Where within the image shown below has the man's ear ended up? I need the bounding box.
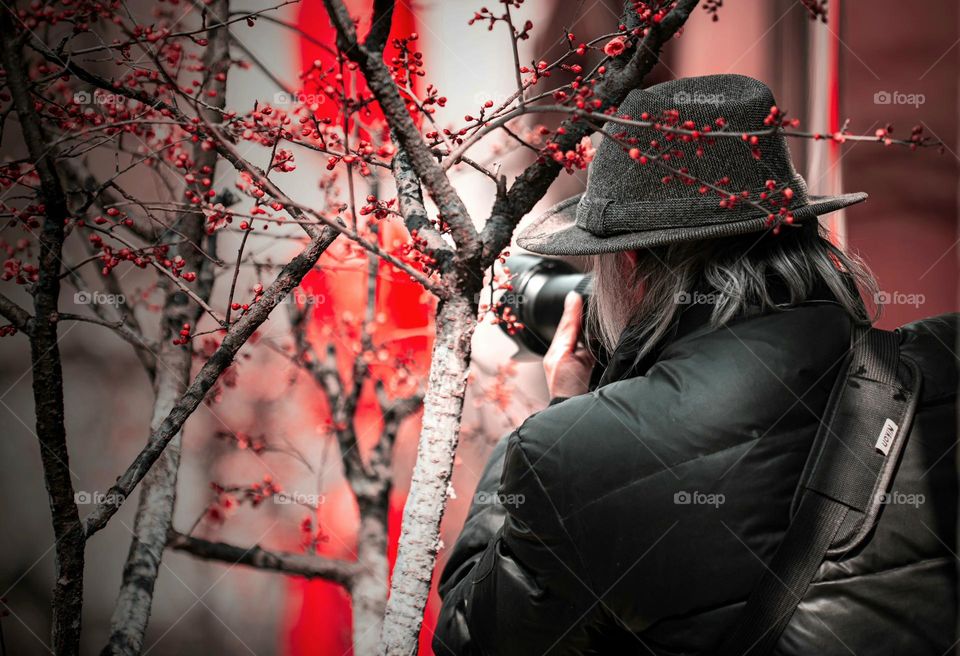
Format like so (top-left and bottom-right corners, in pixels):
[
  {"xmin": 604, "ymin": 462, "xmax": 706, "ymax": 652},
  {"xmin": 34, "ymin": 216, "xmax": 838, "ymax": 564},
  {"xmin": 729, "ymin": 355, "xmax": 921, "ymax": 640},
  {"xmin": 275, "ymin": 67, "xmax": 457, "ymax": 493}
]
[{"xmin": 625, "ymin": 250, "xmax": 640, "ymax": 266}]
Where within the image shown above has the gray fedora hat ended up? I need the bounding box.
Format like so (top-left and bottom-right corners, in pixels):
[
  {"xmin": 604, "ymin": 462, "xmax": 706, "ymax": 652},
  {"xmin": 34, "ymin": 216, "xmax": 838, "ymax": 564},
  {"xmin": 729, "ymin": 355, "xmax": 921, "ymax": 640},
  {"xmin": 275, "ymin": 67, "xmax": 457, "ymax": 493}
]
[{"xmin": 516, "ymin": 74, "xmax": 867, "ymax": 256}]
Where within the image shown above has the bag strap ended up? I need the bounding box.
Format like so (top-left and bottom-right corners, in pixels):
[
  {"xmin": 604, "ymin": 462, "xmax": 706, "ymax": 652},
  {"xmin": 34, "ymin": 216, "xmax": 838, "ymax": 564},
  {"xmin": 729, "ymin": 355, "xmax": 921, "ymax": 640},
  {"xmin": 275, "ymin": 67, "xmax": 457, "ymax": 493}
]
[{"xmin": 717, "ymin": 325, "xmax": 922, "ymax": 656}]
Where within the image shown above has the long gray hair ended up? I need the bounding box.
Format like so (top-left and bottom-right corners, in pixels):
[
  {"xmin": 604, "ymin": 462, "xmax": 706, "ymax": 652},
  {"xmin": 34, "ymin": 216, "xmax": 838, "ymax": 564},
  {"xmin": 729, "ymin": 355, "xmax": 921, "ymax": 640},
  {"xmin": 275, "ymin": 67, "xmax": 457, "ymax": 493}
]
[{"xmin": 587, "ymin": 220, "xmax": 878, "ymax": 359}]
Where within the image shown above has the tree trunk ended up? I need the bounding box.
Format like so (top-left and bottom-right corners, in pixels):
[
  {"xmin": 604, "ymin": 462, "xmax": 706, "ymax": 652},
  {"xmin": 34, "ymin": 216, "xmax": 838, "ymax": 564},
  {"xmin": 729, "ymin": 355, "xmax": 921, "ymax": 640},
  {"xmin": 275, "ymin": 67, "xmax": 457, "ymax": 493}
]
[
  {"xmin": 352, "ymin": 495, "xmax": 389, "ymax": 656},
  {"xmin": 31, "ymin": 313, "xmax": 85, "ymax": 656},
  {"xmin": 100, "ymin": 311, "xmax": 192, "ymax": 656},
  {"xmin": 102, "ymin": 2, "xmax": 229, "ymax": 652},
  {"xmin": 31, "ymin": 298, "xmax": 85, "ymax": 656},
  {"xmin": 379, "ymin": 294, "xmax": 476, "ymax": 654},
  {"xmin": 0, "ymin": 11, "xmax": 85, "ymax": 654}
]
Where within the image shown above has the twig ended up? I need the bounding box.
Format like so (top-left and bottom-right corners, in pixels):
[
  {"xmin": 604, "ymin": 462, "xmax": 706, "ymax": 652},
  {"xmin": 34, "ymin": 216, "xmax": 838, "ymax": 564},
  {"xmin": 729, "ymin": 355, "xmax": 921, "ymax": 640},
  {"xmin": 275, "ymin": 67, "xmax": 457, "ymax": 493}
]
[
  {"xmin": 167, "ymin": 531, "xmax": 361, "ymax": 587},
  {"xmin": 0, "ymin": 292, "xmax": 33, "ymax": 333},
  {"xmin": 82, "ymin": 226, "xmax": 339, "ymax": 538}
]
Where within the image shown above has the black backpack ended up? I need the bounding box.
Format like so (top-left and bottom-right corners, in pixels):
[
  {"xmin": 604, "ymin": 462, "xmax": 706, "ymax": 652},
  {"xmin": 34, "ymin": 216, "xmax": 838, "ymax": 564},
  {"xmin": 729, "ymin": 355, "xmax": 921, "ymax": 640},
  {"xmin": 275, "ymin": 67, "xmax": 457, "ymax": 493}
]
[{"xmin": 718, "ymin": 321, "xmax": 927, "ymax": 655}]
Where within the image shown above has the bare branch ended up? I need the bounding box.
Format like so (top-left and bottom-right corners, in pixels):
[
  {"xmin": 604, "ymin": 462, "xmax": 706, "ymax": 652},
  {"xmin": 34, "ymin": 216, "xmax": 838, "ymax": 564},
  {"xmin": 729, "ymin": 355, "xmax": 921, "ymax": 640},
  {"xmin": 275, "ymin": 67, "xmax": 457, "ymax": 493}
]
[
  {"xmin": 375, "ymin": 382, "xmax": 422, "ymax": 453},
  {"xmin": 200, "ymin": 120, "xmax": 446, "ymax": 297},
  {"xmin": 503, "ymin": 2, "xmax": 526, "ymax": 108},
  {"xmin": 82, "ymin": 226, "xmax": 339, "ymax": 537},
  {"xmin": 56, "ymin": 313, "xmax": 157, "ymax": 355},
  {"xmin": 0, "ymin": 292, "xmax": 33, "ymax": 333},
  {"xmin": 167, "ymin": 531, "xmax": 360, "ymax": 587},
  {"xmin": 391, "ymin": 144, "xmax": 452, "ymax": 271},
  {"xmin": 322, "ymin": 0, "xmax": 479, "ymax": 255},
  {"xmin": 60, "ymin": 263, "xmax": 157, "ymax": 379},
  {"xmin": 365, "ymin": 0, "xmax": 395, "ymax": 54}
]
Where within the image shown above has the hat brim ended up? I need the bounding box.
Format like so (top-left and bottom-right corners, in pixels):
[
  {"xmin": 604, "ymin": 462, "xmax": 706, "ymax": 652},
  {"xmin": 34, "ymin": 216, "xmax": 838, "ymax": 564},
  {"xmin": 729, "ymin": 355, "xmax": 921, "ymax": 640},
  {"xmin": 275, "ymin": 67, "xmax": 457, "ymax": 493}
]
[{"xmin": 515, "ymin": 191, "xmax": 868, "ymax": 256}]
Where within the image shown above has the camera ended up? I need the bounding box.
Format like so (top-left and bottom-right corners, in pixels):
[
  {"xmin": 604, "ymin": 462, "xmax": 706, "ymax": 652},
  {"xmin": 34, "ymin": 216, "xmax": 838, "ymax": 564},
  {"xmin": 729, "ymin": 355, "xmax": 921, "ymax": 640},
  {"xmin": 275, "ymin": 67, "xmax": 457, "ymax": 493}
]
[{"xmin": 494, "ymin": 255, "xmax": 592, "ymax": 356}]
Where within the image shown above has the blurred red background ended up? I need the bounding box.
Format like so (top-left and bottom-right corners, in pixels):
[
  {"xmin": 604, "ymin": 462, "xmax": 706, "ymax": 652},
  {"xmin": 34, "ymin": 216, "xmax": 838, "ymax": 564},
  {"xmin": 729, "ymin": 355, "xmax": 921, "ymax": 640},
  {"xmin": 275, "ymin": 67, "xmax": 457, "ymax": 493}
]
[{"xmin": 284, "ymin": 2, "xmax": 439, "ymax": 655}]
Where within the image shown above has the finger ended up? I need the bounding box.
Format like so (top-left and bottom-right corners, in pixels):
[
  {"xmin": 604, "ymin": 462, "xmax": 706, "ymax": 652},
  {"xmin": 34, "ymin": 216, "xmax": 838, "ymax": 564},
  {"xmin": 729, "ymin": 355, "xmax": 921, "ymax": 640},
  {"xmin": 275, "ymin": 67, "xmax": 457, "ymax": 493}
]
[
  {"xmin": 549, "ymin": 292, "xmax": 583, "ymax": 355},
  {"xmin": 573, "ymin": 343, "xmax": 596, "ymax": 364}
]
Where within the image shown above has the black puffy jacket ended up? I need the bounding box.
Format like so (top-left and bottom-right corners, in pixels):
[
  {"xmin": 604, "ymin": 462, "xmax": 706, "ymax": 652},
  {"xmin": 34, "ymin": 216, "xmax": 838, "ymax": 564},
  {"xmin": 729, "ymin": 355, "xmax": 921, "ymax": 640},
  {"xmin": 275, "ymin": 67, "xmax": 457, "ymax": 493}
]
[{"xmin": 435, "ymin": 302, "xmax": 958, "ymax": 655}]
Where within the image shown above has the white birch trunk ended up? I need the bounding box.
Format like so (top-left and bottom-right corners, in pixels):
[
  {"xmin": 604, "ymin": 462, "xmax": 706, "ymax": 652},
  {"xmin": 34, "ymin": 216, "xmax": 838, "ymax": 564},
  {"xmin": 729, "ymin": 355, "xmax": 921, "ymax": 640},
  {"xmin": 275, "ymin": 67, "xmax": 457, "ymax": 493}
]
[
  {"xmin": 352, "ymin": 502, "xmax": 389, "ymax": 656},
  {"xmin": 379, "ymin": 295, "xmax": 476, "ymax": 654}
]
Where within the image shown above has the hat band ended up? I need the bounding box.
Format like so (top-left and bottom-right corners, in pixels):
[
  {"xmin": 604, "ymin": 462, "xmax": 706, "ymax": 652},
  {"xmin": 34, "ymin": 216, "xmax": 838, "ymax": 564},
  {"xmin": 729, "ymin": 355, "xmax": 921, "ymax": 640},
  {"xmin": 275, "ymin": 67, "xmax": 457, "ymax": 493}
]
[{"xmin": 576, "ymin": 175, "xmax": 810, "ymax": 235}]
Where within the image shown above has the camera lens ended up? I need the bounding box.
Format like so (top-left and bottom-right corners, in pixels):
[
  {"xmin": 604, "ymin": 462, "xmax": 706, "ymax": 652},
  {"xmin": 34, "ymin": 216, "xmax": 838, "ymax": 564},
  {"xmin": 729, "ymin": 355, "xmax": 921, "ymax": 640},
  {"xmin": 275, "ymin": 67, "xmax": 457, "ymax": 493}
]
[{"xmin": 495, "ymin": 255, "xmax": 592, "ymax": 356}]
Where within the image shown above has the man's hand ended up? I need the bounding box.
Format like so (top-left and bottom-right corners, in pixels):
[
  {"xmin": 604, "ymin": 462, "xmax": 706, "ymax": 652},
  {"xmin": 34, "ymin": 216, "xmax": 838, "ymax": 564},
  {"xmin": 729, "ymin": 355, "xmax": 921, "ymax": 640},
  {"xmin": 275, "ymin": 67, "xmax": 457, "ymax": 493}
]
[{"xmin": 543, "ymin": 292, "xmax": 595, "ymax": 399}]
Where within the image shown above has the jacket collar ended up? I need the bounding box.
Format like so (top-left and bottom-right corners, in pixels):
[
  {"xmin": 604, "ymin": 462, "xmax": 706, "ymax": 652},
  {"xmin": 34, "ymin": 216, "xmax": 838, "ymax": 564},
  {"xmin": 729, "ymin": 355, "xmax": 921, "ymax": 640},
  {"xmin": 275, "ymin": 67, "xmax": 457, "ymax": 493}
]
[
  {"xmin": 594, "ymin": 278, "xmax": 843, "ymax": 388},
  {"xmin": 595, "ymin": 297, "xmax": 714, "ymax": 387}
]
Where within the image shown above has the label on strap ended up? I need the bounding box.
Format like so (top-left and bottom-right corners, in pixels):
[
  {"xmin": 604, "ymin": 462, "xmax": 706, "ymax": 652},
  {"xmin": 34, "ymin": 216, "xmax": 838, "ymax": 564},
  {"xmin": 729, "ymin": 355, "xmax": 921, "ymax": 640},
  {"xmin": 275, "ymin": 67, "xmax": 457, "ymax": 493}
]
[{"xmin": 874, "ymin": 418, "xmax": 899, "ymax": 456}]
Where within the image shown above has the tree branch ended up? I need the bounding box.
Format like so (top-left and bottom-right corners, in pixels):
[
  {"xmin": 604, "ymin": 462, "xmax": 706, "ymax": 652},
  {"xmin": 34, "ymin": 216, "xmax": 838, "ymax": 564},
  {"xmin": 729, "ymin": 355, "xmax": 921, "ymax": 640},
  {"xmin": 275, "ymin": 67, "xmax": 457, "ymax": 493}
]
[
  {"xmin": 392, "ymin": 143, "xmax": 453, "ymax": 272},
  {"xmin": 167, "ymin": 531, "xmax": 360, "ymax": 587},
  {"xmin": 479, "ymin": 0, "xmax": 700, "ymax": 265},
  {"xmin": 365, "ymin": 0, "xmax": 395, "ymax": 54},
  {"xmin": 60, "ymin": 263, "xmax": 157, "ymax": 379},
  {"xmin": 199, "ymin": 120, "xmax": 446, "ymax": 297},
  {"xmin": 82, "ymin": 226, "xmax": 339, "ymax": 537},
  {"xmin": 322, "ymin": 0, "xmax": 479, "ymax": 257},
  {"xmin": 56, "ymin": 313, "xmax": 156, "ymax": 356},
  {"xmin": 0, "ymin": 292, "xmax": 33, "ymax": 333}
]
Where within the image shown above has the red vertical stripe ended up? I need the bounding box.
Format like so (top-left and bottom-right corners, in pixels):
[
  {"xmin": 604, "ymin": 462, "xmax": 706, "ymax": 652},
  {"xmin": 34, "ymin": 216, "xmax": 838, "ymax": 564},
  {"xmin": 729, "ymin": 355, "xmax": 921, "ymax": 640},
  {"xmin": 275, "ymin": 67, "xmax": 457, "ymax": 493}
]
[{"xmin": 283, "ymin": 3, "xmax": 434, "ymax": 654}]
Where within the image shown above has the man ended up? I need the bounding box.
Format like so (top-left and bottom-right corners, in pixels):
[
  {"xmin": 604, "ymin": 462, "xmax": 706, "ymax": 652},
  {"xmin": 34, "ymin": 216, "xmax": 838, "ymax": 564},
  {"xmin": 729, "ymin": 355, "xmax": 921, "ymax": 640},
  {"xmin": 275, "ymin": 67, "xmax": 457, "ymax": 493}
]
[{"xmin": 433, "ymin": 75, "xmax": 958, "ymax": 655}]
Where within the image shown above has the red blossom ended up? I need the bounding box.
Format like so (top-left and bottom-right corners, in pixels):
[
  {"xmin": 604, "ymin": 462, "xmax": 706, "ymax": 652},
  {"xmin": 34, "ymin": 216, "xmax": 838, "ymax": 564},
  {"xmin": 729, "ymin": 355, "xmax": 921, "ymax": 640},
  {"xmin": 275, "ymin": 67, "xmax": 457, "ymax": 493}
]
[{"xmin": 603, "ymin": 36, "xmax": 628, "ymax": 57}]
